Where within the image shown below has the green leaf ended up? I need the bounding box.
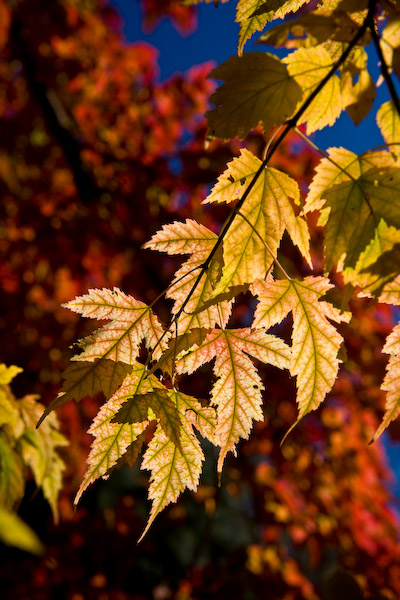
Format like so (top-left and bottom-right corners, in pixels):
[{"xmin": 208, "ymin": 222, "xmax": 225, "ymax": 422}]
[
  {"xmin": 203, "ymin": 148, "xmax": 311, "ymax": 296},
  {"xmin": 19, "ymin": 397, "xmax": 68, "ymax": 522},
  {"xmin": 206, "ymin": 52, "xmax": 302, "ymax": 140},
  {"xmin": 253, "ymin": 276, "xmax": 350, "ymax": 432},
  {"xmin": 284, "ymin": 45, "xmax": 342, "ymax": 134},
  {"xmin": 0, "ymin": 434, "xmax": 24, "ymax": 511},
  {"xmin": 139, "ymin": 390, "xmax": 215, "ymax": 540},
  {"xmin": 176, "ymin": 327, "xmax": 290, "ymax": 470},
  {"xmin": 305, "ymin": 148, "xmax": 400, "ymax": 273},
  {"xmin": 0, "ymin": 507, "xmax": 44, "ymax": 555}
]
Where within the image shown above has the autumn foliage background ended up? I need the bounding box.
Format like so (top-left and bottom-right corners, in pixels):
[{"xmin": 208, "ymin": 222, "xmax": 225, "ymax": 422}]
[{"xmin": 1, "ymin": 0, "xmax": 400, "ymax": 598}]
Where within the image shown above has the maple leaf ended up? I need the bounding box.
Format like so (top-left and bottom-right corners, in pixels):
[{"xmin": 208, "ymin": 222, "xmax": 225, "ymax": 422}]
[
  {"xmin": 37, "ymin": 360, "xmax": 132, "ymax": 427},
  {"xmin": 18, "ymin": 397, "xmax": 68, "ymax": 522},
  {"xmin": 258, "ymin": 11, "xmax": 368, "ymax": 49},
  {"xmin": 203, "ymin": 148, "xmax": 311, "ymax": 297},
  {"xmin": 236, "ymin": 0, "xmax": 271, "ymax": 55},
  {"xmin": 112, "ymin": 388, "xmax": 183, "ymax": 450},
  {"xmin": 39, "ymin": 289, "xmax": 169, "ymax": 425},
  {"xmin": 252, "ymin": 276, "xmax": 350, "ymax": 433},
  {"xmin": 340, "ymin": 48, "xmax": 375, "ymax": 126},
  {"xmin": 67, "ymin": 288, "xmax": 168, "ymax": 363},
  {"xmin": 343, "ymin": 220, "xmax": 400, "ymax": 297},
  {"xmin": 206, "ymin": 52, "xmax": 302, "ymax": 140},
  {"xmin": 176, "ymin": 327, "xmax": 290, "ymax": 471},
  {"xmin": 139, "ymin": 389, "xmax": 216, "ymax": 540},
  {"xmin": 251, "ymin": 0, "xmax": 310, "ymax": 21},
  {"xmin": 75, "ymin": 363, "xmax": 163, "ymax": 503},
  {"xmin": 377, "ymin": 100, "xmax": 400, "ymax": 153},
  {"xmin": 382, "ymin": 16, "xmax": 400, "ymax": 79},
  {"xmin": 144, "ymin": 220, "xmax": 232, "ymax": 333},
  {"xmin": 284, "ymin": 45, "xmax": 343, "ymax": 134},
  {"xmin": 304, "ymin": 148, "xmax": 400, "ymax": 274},
  {"xmin": 372, "ymin": 323, "xmax": 400, "ymax": 442}
]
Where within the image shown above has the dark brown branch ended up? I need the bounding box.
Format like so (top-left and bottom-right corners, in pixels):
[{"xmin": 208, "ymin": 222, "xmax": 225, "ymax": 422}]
[{"xmin": 367, "ymin": 9, "xmax": 400, "ymax": 119}]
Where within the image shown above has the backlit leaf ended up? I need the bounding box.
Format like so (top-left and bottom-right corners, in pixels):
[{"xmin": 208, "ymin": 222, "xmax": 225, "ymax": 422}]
[
  {"xmin": 236, "ymin": 0, "xmax": 270, "ymax": 55},
  {"xmin": 206, "ymin": 52, "xmax": 302, "ymax": 140},
  {"xmin": 343, "ymin": 220, "xmax": 400, "ymax": 297},
  {"xmin": 176, "ymin": 327, "xmax": 290, "ymax": 471},
  {"xmin": 0, "ymin": 435, "xmax": 24, "ymax": 511},
  {"xmin": 284, "ymin": 45, "xmax": 342, "ymax": 134},
  {"xmin": 258, "ymin": 11, "xmax": 368, "ymax": 49},
  {"xmin": 253, "ymin": 276, "xmax": 350, "ymax": 431},
  {"xmin": 251, "ymin": 0, "xmax": 310, "ymax": 21},
  {"xmin": 203, "ymin": 148, "xmax": 311, "ymax": 296},
  {"xmin": 19, "ymin": 397, "xmax": 68, "ymax": 522},
  {"xmin": 75, "ymin": 363, "xmax": 157, "ymax": 503},
  {"xmin": 38, "ymin": 359, "xmax": 132, "ymax": 426},
  {"xmin": 145, "ymin": 220, "xmax": 232, "ymax": 333},
  {"xmin": 372, "ymin": 324, "xmax": 400, "ymax": 441},
  {"xmin": 139, "ymin": 389, "xmax": 216, "ymax": 540},
  {"xmin": 0, "ymin": 507, "xmax": 44, "ymax": 555},
  {"xmin": 112, "ymin": 389, "xmax": 183, "ymax": 450},
  {"xmin": 377, "ymin": 100, "xmax": 400, "ymax": 152},
  {"xmin": 304, "ymin": 148, "xmax": 400, "ymax": 273}
]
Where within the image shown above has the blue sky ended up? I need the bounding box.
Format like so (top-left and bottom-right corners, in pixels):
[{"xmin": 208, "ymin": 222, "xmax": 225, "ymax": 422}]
[{"xmin": 111, "ymin": 0, "xmax": 391, "ymax": 154}]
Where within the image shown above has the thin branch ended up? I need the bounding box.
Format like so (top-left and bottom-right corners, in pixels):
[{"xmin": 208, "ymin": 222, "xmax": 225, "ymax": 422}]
[{"xmin": 367, "ymin": 10, "xmax": 400, "ymax": 119}]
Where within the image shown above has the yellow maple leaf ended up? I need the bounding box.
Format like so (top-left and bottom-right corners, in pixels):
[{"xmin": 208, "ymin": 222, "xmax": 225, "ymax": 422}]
[
  {"xmin": 377, "ymin": 100, "xmax": 400, "ymax": 153},
  {"xmin": 304, "ymin": 148, "xmax": 400, "ymax": 274},
  {"xmin": 144, "ymin": 220, "xmax": 232, "ymax": 333},
  {"xmin": 176, "ymin": 327, "xmax": 290, "ymax": 471},
  {"xmin": 139, "ymin": 390, "xmax": 216, "ymax": 540},
  {"xmin": 372, "ymin": 324, "xmax": 400, "ymax": 442},
  {"xmin": 252, "ymin": 276, "xmax": 350, "ymax": 433},
  {"xmin": 284, "ymin": 45, "xmax": 343, "ymax": 134},
  {"xmin": 203, "ymin": 148, "xmax": 311, "ymax": 297}
]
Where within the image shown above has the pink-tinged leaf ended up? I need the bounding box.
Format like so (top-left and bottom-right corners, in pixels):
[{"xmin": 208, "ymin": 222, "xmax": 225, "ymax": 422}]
[
  {"xmin": 176, "ymin": 328, "xmax": 290, "ymax": 471},
  {"xmin": 64, "ymin": 287, "xmax": 154, "ymax": 322}
]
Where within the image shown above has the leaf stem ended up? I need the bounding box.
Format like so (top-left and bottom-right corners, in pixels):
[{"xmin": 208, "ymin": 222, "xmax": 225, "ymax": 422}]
[{"xmin": 294, "ymin": 127, "xmax": 358, "ymax": 185}]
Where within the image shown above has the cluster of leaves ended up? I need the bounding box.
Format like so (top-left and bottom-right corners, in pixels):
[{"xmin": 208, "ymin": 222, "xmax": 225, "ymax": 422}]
[
  {"xmin": 0, "ymin": 364, "xmax": 66, "ymax": 555},
  {"xmin": 37, "ymin": 0, "xmax": 400, "ymax": 543}
]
